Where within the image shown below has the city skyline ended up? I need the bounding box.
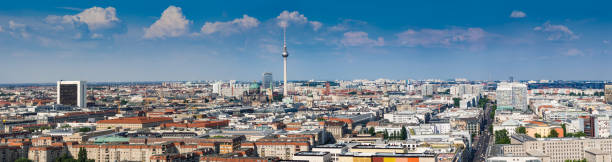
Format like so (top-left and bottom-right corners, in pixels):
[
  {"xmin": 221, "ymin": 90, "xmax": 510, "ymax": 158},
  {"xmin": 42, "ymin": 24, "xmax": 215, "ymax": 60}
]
[{"xmin": 2, "ymin": 0, "xmax": 612, "ymax": 83}]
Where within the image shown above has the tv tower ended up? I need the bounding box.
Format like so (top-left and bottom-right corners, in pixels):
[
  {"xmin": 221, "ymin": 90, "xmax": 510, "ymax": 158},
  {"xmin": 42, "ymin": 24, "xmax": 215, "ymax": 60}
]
[{"xmin": 282, "ymin": 27, "xmax": 289, "ymax": 97}]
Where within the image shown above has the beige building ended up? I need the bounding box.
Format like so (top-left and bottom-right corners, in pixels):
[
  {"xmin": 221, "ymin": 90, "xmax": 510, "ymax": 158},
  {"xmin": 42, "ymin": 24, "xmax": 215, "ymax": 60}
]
[
  {"xmin": 502, "ymin": 134, "xmax": 612, "ymax": 162},
  {"xmin": 254, "ymin": 141, "xmax": 310, "ymax": 160},
  {"xmin": 605, "ymin": 84, "xmax": 612, "ymax": 104},
  {"xmin": 349, "ymin": 145, "xmax": 407, "ymax": 153},
  {"xmin": 293, "ymin": 151, "xmax": 332, "ymax": 162},
  {"xmin": 28, "ymin": 146, "xmax": 65, "ymax": 162},
  {"xmin": 67, "ymin": 143, "xmax": 177, "ymax": 162},
  {"xmin": 326, "ymin": 122, "xmax": 347, "ymax": 140},
  {"xmin": 96, "ymin": 117, "xmax": 173, "ymax": 130},
  {"xmin": 0, "ymin": 144, "xmax": 29, "ymax": 162}
]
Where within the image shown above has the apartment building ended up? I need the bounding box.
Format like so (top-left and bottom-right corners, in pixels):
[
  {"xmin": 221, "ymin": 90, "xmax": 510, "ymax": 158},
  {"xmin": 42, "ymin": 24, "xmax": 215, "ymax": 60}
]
[
  {"xmin": 254, "ymin": 141, "xmax": 310, "ymax": 160},
  {"xmin": 502, "ymin": 134, "xmax": 612, "ymax": 162},
  {"xmin": 67, "ymin": 143, "xmax": 177, "ymax": 162},
  {"xmin": 96, "ymin": 117, "xmax": 173, "ymax": 130},
  {"xmin": 28, "ymin": 146, "xmax": 65, "ymax": 162}
]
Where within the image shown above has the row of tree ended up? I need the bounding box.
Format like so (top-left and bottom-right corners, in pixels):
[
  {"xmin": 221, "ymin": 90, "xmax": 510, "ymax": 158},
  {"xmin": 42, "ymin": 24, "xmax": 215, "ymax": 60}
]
[
  {"xmin": 366, "ymin": 126, "xmax": 409, "ymax": 140},
  {"xmin": 55, "ymin": 148, "xmax": 95, "ymax": 162}
]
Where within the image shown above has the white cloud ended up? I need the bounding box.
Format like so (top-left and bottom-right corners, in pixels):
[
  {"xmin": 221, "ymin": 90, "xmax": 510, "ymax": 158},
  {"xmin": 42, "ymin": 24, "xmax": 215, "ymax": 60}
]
[
  {"xmin": 9, "ymin": 20, "xmax": 26, "ymax": 30},
  {"xmin": 329, "ymin": 19, "xmax": 367, "ymax": 32},
  {"xmin": 46, "ymin": 6, "xmax": 119, "ymax": 31},
  {"xmin": 200, "ymin": 14, "xmax": 259, "ymax": 35},
  {"xmin": 310, "ymin": 21, "xmax": 322, "ymax": 31},
  {"xmin": 534, "ymin": 22, "xmax": 578, "ymax": 40},
  {"xmin": 564, "ymin": 48, "xmax": 584, "ymax": 56},
  {"xmin": 7, "ymin": 20, "xmax": 30, "ymax": 38},
  {"xmin": 396, "ymin": 27, "xmax": 486, "ymax": 47},
  {"xmin": 276, "ymin": 10, "xmax": 322, "ymax": 31},
  {"xmin": 340, "ymin": 31, "xmax": 384, "ymax": 47},
  {"xmin": 144, "ymin": 6, "xmax": 191, "ymax": 39},
  {"xmin": 603, "ymin": 40, "xmax": 609, "ymax": 44},
  {"xmin": 510, "ymin": 10, "xmax": 527, "ymax": 18},
  {"xmin": 65, "ymin": 7, "xmax": 119, "ymax": 30}
]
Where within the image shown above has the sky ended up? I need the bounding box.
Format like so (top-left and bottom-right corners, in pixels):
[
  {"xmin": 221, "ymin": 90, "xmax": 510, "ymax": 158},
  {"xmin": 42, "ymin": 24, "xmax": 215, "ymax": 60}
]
[{"xmin": 1, "ymin": 0, "xmax": 611, "ymax": 83}]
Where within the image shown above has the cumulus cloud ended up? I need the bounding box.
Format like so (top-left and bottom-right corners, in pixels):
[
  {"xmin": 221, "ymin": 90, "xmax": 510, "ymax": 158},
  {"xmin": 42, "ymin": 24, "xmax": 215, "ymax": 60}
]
[
  {"xmin": 276, "ymin": 10, "xmax": 322, "ymax": 31},
  {"xmin": 144, "ymin": 6, "xmax": 191, "ymax": 39},
  {"xmin": 510, "ymin": 10, "xmax": 526, "ymax": 18},
  {"xmin": 534, "ymin": 22, "xmax": 578, "ymax": 41},
  {"xmin": 396, "ymin": 27, "xmax": 486, "ymax": 47},
  {"xmin": 200, "ymin": 14, "xmax": 259, "ymax": 35},
  {"xmin": 46, "ymin": 6, "xmax": 119, "ymax": 31},
  {"xmin": 340, "ymin": 31, "xmax": 384, "ymax": 47}
]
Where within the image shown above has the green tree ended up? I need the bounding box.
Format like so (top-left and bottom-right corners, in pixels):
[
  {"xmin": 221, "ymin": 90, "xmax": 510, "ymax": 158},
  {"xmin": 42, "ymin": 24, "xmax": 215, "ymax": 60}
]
[
  {"xmin": 452, "ymin": 98, "xmax": 461, "ymax": 107},
  {"xmin": 15, "ymin": 157, "xmax": 33, "ymax": 162},
  {"xmin": 574, "ymin": 132, "xmax": 587, "ymax": 137},
  {"xmin": 548, "ymin": 129, "xmax": 560, "ymax": 138},
  {"xmin": 494, "ymin": 129, "xmax": 510, "ymax": 144},
  {"xmin": 78, "ymin": 127, "xmax": 91, "ymax": 132},
  {"xmin": 368, "ymin": 127, "xmax": 375, "ymax": 136},
  {"xmin": 401, "ymin": 126, "xmax": 408, "ymax": 140},
  {"xmin": 489, "ymin": 125, "xmax": 493, "ymax": 132},
  {"xmin": 383, "ymin": 129, "xmax": 389, "ymax": 139},
  {"xmin": 535, "ymin": 133, "xmax": 541, "ymax": 138},
  {"xmin": 561, "ymin": 124, "xmax": 567, "ymax": 137},
  {"xmin": 78, "ymin": 147, "xmax": 87, "ymax": 162},
  {"xmin": 516, "ymin": 126, "xmax": 527, "ymax": 134},
  {"xmin": 55, "ymin": 152, "xmax": 77, "ymax": 162}
]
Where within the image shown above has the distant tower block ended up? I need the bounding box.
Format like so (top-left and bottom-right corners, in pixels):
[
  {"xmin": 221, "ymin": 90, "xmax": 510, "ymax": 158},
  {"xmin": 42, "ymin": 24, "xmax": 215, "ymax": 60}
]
[
  {"xmin": 57, "ymin": 80, "xmax": 87, "ymax": 107},
  {"xmin": 262, "ymin": 72, "xmax": 274, "ymax": 90}
]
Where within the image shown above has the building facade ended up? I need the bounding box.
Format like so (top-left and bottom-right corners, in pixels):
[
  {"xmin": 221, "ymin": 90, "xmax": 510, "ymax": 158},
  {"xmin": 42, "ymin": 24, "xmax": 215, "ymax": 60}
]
[
  {"xmin": 56, "ymin": 80, "xmax": 86, "ymax": 107},
  {"xmin": 497, "ymin": 82, "xmax": 528, "ymax": 111}
]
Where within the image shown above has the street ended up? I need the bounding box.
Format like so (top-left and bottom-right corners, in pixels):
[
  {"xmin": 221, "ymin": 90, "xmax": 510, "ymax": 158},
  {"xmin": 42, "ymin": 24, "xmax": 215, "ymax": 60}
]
[{"xmin": 471, "ymin": 102, "xmax": 493, "ymax": 162}]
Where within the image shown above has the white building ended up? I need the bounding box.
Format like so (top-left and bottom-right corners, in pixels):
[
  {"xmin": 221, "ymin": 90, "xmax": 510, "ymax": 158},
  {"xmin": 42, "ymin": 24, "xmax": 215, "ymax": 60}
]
[
  {"xmin": 421, "ymin": 84, "xmax": 435, "ymax": 96},
  {"xmin": 383, "ymin": 111, "xmax": 424, "ymax": 124},
  {"xmin": 450, "ymin": 84, "xmax": 483, "ymax": 97},
  {"xmin": 497, "ymin": 82, "xmax": 528, "ymax": 111},
  {"xmin": 293, "ymin": 151, "xmax": 331, "ymax": 162},
  {"xmin": 57, "ymin": 80, "xmax": 86, "ymax": 107}
]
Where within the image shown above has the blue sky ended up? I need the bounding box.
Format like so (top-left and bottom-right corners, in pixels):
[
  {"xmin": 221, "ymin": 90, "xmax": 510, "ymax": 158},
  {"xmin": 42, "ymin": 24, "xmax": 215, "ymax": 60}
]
[{"xmin": 1, "ymin": 0, "xmax": 611, "ymax": 83}]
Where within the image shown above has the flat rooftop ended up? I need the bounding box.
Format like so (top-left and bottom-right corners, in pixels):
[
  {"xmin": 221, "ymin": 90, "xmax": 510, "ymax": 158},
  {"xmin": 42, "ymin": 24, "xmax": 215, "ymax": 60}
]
[{"xmin": 294, "ymin": 151, "xmax": 330, "ymax": 156}]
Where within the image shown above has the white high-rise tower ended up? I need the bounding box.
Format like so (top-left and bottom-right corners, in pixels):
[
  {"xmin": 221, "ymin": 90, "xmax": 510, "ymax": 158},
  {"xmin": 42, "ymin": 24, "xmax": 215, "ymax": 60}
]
[
  {"xmin": 57, "ymin": 80, "xmax": 87, "ymax": 107},
  {"xmin": 282, "ymin": 27, "xmax": 289, "ymax": 97}
]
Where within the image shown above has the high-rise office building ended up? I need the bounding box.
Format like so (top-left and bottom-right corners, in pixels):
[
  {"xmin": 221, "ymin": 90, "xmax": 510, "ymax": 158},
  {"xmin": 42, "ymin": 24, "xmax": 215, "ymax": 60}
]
[
  {"xmin": 496, "ymin": 82, "xmax": 528, "ymax": 111},
  {"xmin": 262, "ymin": 72, "xmax": 274, "ymax": 90},
  {"xmin": 421, "ymin": 84, "xmax": 435, "ymax": 96},
  {"xmin": 605, "ymin": 84, "xmax": 612, "ymax": 104},
  {"xmin": 57, "ymin": 80, "xmax": 86, "ymax": 107}
]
